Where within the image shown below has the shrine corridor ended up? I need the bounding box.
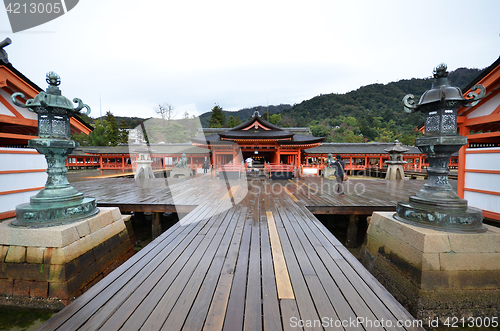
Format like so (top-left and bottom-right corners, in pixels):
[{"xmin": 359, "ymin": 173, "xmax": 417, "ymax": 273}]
[{"xmin": 40, "ymin": 178, "xmax": 425, "ymax": 330}]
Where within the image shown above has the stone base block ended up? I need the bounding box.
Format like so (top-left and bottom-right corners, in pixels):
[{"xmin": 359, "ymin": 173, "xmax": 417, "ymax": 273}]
[
  {"xmin": 169, "ymin": 168, "xmax": 192, "ymax": 178},
  {"xmin": 359, "ymin": 212, "xmax": 500, "ymax": 322},
  {"xmin": 323, "ymin": 167, "xmax": 336, "ymax": 178},
  {"xmin": 0, "ymin": 207, "xmax": 134, "ymax": 309}
]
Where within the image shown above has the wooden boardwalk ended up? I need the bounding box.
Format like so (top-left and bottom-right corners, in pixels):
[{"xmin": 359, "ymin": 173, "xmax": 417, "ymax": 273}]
[{"xmin": 40, "ymin": 178, "xmax": 426, "ymax": 330}]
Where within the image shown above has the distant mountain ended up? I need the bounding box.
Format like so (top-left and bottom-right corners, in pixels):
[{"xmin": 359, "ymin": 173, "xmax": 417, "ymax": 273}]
[
  {"xmin": 282, "ymin": 67, "xmax": 482, "ymax": 127},
  {"xmin": 273, "ymin": 67, "xmax": 483, "ymax": 144},
  {"xmin": 92, "ymin": 67, "xmax": 483, "ymax": 146}
]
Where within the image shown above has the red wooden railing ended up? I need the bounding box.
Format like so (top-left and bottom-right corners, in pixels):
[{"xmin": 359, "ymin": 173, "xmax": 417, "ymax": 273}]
[{"xmin": 265, "ymin": 163, "xmax": 294, "ymax": 173}]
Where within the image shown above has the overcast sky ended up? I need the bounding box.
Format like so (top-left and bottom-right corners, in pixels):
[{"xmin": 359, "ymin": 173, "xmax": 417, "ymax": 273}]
[{"xmin": 1, "ymin": 0, "xmax": 499, "ymax": 119}]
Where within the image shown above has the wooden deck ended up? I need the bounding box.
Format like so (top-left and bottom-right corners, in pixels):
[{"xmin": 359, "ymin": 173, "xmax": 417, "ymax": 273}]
[{"xmin": 40, "ymin": 178, "xmax": 427, "ymax": 330}]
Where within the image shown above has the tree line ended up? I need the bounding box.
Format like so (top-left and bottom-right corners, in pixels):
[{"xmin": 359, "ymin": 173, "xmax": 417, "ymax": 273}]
[{"xmin": 72, "ymin": 67, "xmax": 482, "ymax": 147}]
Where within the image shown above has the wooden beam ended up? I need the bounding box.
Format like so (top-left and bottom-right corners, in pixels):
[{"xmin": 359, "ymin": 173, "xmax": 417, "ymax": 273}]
[
  {"xmin": 70, "ymin": 117, "xmax": 92, "ymax": 135},
  {"xmin": 459, "ymin": 80, "xmax": 500, "ymax": 117},
  {"xmin": 266, "ymin": 211, "xmax": 294, "ymax": 300},
  {"xmin": 0, "ymin": 113, "xmax": 37, "ymax": 127},
  {"xmin": 0, "ymin": 67, "xmax": 40, "ymax": 98},
  {"xmin": 464, "ymin": 112, "xmax": 500, "ymax": 126},
  {"xmin": 152, "ymin": 212, "xmax": 162, "ymax": 239},
  {"xmin": 306, "ymin": 205, "xmax": 396, "ymax": 215},
  {"xmin": 96, "ymin": 203, "xmax": 196, "ymax": 213},
  {"xmin": 466, "ymin": 131, "xmax": 500, "ymax": 142},
  {"xmin": 345, "ymin": 215, "xmax": 359, "ymax": 248},
  {"xmin": 0, "ymin": 92, "xmax": 24, "ymax": 118},
  {"xmin": 0, "ymin": 132, "xmax": 37, "ymax": 141}
]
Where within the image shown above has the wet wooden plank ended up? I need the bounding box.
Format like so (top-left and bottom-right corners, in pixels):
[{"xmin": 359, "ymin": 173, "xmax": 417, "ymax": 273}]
[
  {"xmin": 260, "ymin": 196, "xmax": 282, "ymax": 331},
  {"xmin": 280, "ymin": 299, "xmax": 302, "ymax": 331},
  {"xmin": 243, "ymin": 189, "xmax": 262, "ymax": 331},
  {"xmin": 266, "ymin": 211, "xmax": 294, "ymax": 300},
  {"xmin": 222, "ymin": 205, "xmax": 252, "ymax": 331}
]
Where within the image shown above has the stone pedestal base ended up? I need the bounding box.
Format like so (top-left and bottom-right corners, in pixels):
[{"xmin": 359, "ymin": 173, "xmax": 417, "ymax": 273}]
[
  {"xmin": 385, "ymin": 164, "xmax": 406, "ymax": 180},
  {"xmin": 359, "ymin": 212, "xmax": 500, "ymax": 322},
  {"xmin": 134, "ymin": 162, "xmax": 155, "ymax": 179},
  {"xmin": 169, "ymin": 168, "xmax": 192, "ymax": 178},
  {"xmin": 0, "ymin": 207, "xmax": 135, "ymax": 309},
  {"xmin": 323, "ymin": 167, "xmax": 335, "ymax": 178}
]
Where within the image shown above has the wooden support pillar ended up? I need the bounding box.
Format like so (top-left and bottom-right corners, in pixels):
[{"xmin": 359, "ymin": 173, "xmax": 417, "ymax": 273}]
[
  {"xmin": 457, "ymin": 125, "xmax": 469, "ymax": 199},
  {"xmin": 152, "ymin": 212, "xmax": 162, "ymax": 239},
  {"xmin": 346, "ymin": 214, "xmax": 359, "ymax": 248}
]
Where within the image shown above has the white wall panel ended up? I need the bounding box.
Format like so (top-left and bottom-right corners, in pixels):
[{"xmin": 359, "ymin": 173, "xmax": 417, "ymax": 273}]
[
  {"xmin": 464, "ymin": 191, "xmax": 500, "ymax": 214},
  {"xmin": 0, "ymin": 191, "xmax": 41, "ymax": 214},
  {"xmin": 0, "ymin": 172, "xmax": 46, "ymax": 192},
  {"xmin": 0, "ymin": 148, "xmax": 46, "ymax": 171},
  {"xmin": 464, "ymin": 172, "xmax": 500, "ymax": 193},
  {"xmin": 465, "ymin": 149, "xmax": 500, "ymax": 171},
  {"xmin": 0, "ymin": 148, "xmax": 47, "ymax": 215},
  {"xmin": 467, "ymin": 93, "xmax": 500, "ymax": 119}
]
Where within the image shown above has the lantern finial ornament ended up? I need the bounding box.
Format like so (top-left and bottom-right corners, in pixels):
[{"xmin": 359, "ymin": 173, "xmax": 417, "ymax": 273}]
[
  {"xmin": 10, "ymin": 73, "xmax": 98, "ymax": 227},
  {"xmin": 433, "ymin": 63, "xmax": 448, "ymax": 78},
  {"xmin": 46, "ymin": 71, "xmax": 61, "ymax": 86},
  {"xmin": 395, "ymin": 64, "xmax": 486, "ymax": 233}
]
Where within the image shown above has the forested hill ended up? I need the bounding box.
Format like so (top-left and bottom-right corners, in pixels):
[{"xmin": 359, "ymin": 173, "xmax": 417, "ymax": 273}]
[
  {"xmin": 199, "ymin": 104, "xmax": 291, "ymax": 128},
  {"xmin": 275, "ymin": 67, "xmax": 482, "ymax": 144}
]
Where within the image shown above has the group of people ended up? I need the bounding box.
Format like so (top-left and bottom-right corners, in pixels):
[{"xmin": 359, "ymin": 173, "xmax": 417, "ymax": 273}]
[{"xmin": 203, "ymin": 154, "xmax": 346, "ymax": 196}]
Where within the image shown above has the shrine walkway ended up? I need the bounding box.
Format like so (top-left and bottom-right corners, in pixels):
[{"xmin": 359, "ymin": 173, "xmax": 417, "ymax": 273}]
[{"xmin": 40, "ymin": 177, "xmax": 426, "ymax": 330}]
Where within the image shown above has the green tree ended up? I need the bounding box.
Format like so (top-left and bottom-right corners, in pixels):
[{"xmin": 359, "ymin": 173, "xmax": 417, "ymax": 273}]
[
  {"xmin": 208, "ymin": 104, "xmax": 226, "ymax": 128},
  {"xmin": 88, "ymin": 120, "xmax": 108, "ymax": 146},
  {"xmin": 268, "ymin": 114, "xmax": 281, "ymax": 126},
  {"xmin": 71, "ymin": 132, "xmax": 91, "ymax": 146},
  {"xmin": 104, "ymin": 111, "xmax": 120, "ymax": 146},
  {"xmin": 311, "ymin": 124, "xmax": 330, "ymax": 137},
  {"xmin": 119, "ymin": 120, "xmax": 129, "ymax": 144},
  {"xmin": 234, "ymin": 116, "xmax": 242, "ymax": 126},
  {"xmin": 227, "ymin": 115, "xmax": 236, "ymax": 128}
]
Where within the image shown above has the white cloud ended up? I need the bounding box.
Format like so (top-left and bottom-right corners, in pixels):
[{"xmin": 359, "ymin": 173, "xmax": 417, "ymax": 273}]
[{"xmin": 1, "ymin": 0, "xmax": 499, "ymax": 119}]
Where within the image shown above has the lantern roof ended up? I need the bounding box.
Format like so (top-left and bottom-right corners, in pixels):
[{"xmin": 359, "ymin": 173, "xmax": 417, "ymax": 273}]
[
  {"xmin": 12, "ymin": 72, "xmax": 90, "ymax": 117},
  {"xmin": 384, "ymin": 140, "xmax": 409, "ymax": 153},
  {"xmin": 403, "ymin": 63, "xmax": 486, "ymax": 113}
]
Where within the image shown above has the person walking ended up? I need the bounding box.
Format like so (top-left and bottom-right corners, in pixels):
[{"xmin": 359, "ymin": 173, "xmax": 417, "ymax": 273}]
[
  {"xmin": 202, "ymin": 155, "xmax": 210, "ymax": 174},
  {"xmin": 333, "ymin": 154, "xmax": 346, "ymax": 196}
]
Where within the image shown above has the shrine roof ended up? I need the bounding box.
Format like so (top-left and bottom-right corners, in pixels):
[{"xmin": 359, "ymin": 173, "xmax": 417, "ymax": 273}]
[
  {"xmin": 304, "ymin": 143, "xmax": 421, "ymax": 155},
  {"xmin": 219, "ymin": 129, "xmax": 294, "ymax": 139},
  {"xmin": 198, "ymin": 127, "xmax": 312, "ymax": 136},
  {"xmin": 193, "ymin": 112, "xmax": 321, "ymax": 144},
  {"xmin": 77, "ymin": 144, "xmax": 210, "ymax": 155},
  {"xmin": 191, "ymin": 133, "xmax": 323, "ymax": 145}
]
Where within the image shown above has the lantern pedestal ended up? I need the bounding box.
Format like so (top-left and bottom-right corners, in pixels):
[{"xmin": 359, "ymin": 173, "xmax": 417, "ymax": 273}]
[
  {"xmin": 0, "ymin": 207, "xmax": 135, "ymax": 308},
  {"xmin": 13, "ymin": 139, "xmax": 98, "ymax": 228},
  {"xmin": 323, "ymin": 167, "xmax": 336, "ymax": 178},
  {"xmin": 360, "ymin": 212, "xmax": 500, "ymax": 322}
]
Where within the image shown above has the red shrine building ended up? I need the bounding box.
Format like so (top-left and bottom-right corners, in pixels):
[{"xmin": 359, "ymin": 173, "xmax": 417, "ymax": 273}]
[
  {"xmin": 0, "ymin": 38, "xmax": 93, "ymax": 220},
  {"xmin": 457, "ymin": 56, "xmax": 500, "ymax": 222},
  {"xmin": 191, "ymin": 111, "xmax": 324, "ymax": 168},
  {"xmin": 0, "ymin": 39, "xmax": 92, "ymax": 147}
]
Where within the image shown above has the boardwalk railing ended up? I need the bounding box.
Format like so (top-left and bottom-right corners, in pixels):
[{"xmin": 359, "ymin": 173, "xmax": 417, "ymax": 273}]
[{"xmin": 218, "ymin": 164, "xmax": 246, "ymax": 178}]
